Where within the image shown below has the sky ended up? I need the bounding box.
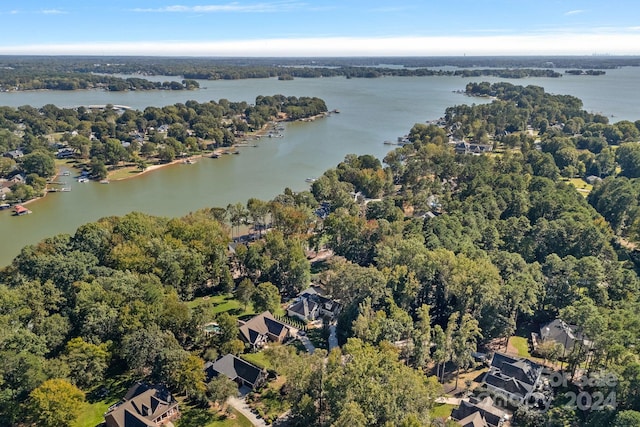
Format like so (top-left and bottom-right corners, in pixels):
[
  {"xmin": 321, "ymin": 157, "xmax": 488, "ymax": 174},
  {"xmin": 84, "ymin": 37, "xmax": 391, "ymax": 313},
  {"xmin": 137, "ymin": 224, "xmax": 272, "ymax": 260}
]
[{"xmin": 0, "ymin": 0, "xmax": 639, "ymax": 56}]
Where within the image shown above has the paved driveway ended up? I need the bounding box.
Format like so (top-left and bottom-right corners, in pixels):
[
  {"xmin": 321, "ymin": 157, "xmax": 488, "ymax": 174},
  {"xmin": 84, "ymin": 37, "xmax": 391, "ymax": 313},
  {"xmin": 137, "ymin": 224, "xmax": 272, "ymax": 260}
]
[
  {"xmin": 298, "ymin": 333, "xmax": 316, "ymax": 354},
  {"xmin": 328, "ymin": 324, "xmax": 339, "ymax": 351},
  {"xmin": 227, "ymin": 396, "xmax": 267, "ymax": 427}
]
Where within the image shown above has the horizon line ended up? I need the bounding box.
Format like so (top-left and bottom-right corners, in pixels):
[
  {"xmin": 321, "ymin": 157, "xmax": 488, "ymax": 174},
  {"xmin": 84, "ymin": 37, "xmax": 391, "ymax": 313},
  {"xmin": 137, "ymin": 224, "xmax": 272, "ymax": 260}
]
[{"xmin": 0, "ymin": 34, "xmax": 638, "ymax": 56}]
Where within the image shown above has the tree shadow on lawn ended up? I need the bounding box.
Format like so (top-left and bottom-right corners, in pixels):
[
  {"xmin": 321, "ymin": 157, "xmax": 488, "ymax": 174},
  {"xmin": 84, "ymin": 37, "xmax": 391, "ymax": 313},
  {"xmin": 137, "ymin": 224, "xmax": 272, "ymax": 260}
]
[{"xmin": 177, "ymin": 406, "xmax": 219, "ymax": 427}]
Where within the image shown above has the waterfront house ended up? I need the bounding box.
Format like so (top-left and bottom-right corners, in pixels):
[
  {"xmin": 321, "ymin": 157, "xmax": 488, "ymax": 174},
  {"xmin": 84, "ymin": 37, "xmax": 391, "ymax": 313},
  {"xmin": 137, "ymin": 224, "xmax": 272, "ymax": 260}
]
[
  {"xmin": 481, "ymin": 353, "xmax": 543, "ymax": 405},
  {"xmin": 56, "ymin": 147, "xmax": 75, "ymax": 159},
  {"xmin": 204, "ymin": 354, "xmax": 266, "ymax": 390},
  {"xmin": 104, "ymin": 383, "xmax": 180, "ymax": 427},
  {"xmin": 9, "ymin": 173, "xmax": 26, "ymax": 184},
  {"xmin": 0, "ymin": 183, "xmax": 11, "ymax": 200},
  {"xmin": 238, "ymin": 311, "xmax": 292, "ymax": 350}
]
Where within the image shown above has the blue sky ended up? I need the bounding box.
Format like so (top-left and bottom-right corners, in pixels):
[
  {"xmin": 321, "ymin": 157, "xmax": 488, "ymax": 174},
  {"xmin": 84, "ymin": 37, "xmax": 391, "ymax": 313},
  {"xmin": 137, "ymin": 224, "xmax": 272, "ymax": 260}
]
[{"xmin": 0, "ymin": 0, "xmax": 639, "ymax": 56}]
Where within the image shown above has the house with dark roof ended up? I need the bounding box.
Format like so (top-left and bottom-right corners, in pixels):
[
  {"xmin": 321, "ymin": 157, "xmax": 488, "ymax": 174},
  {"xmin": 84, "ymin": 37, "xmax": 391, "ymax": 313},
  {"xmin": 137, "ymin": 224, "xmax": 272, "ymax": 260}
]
[
  {"xmin": 56, "ymin": 147, "xmax": 75, "ymax": 159},
  {"xmin": 238, "ymin": 311, "xmax": 292, "ymax": 350},
  {"xmin": 456, "ymin": 411, "xmax": 489, "ymax": 427},
  {"xmin": 539, "ymin": 318, "xmax": 592, "ymax": 356},
  {"xmin": 453, "ymin": 141, "xmax": 494, "ymax": 155},
  {"xmin": 3, "ymin": 149, "xmax": 24, "ymax": 160},
  {"xmin": 287, "ymin": 288, "xmax": 342, "ymax": 322},
  {"xmin": 481, "ymin": 353, "xmax": 543, "ymax": 405},
  {"xmin": 451, "ymin": 396, "xmax": 508, "ymax": 427},
  {"xmin": 104, "ymin": 383, "xmax": 180, "ymax": 427},
  {"xmin": 287, "ymin": 296, "xmax": 319, "ymax": 321},
  {"xmin": 205, "ymin": 354, "xmax": 266, "ymax": 390}
]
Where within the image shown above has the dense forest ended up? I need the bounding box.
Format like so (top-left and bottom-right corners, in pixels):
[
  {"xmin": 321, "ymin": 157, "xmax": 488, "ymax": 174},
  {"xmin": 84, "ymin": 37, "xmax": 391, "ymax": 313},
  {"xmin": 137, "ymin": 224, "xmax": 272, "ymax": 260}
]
[
  {"xmin": 2, "ymin": 81, "xmax": 640, "ymax": 426},
  {"xmin": 0, "ymin": 66, "xmax": 198, "ymax": 92}
]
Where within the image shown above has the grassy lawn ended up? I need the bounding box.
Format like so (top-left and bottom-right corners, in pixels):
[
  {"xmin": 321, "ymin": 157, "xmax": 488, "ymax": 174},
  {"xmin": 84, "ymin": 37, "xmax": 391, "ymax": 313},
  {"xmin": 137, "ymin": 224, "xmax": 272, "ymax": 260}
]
[
  {"xmin": 54, "ymin": 158, "xmax": 83, "ymax": 173},
  {"xmin": 188, "ymin": 294, "xmax": 256, "ymax": 318},
  {"xmin": 108, "ymin": 165, "xmax": 144, "ymax": 180},
  {"xmin": 430, "ymin": 403, "xmax": 454, "ymax": 420},
  {"xmin": 177, "ymin": 406, "xmax": 253, "ymax": 427},
  {"xmin": 510, "ymin": 336, "xmax": 531, "ymax": 357},
  {"xmin": 188, "ymin": 293, "xmax": 287, "ymax": 319},
  {"xmin": 72, "ymin": 374, "xmax": 135, "ymax": 427},
  {"xmin": 74, "ymin": 399, "xmax": 117, "ymax": 427},
  {"xmin": 240, "ymin": 351, "xmax": 273, "ymax": 371},
  {"xmin": 566, "ymin": 177, "xmax": 593, "ymax": 197}
]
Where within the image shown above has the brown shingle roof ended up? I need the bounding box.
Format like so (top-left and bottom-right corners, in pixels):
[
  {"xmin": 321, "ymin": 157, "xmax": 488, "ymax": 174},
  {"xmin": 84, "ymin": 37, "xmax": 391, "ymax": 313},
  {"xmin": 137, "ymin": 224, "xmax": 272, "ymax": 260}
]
[
  {"xmin": 104, "ymin": 383, "xmax": 178, "ymax": 427},
  {"xmin": 238, "ymin": 311, "xmax": 289, "ymax": 345}
]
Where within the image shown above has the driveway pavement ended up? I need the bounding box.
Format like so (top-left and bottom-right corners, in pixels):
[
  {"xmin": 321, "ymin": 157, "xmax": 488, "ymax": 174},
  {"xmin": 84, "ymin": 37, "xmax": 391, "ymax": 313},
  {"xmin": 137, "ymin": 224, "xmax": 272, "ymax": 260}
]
[
  {"xmin": 298, "ymin": 332, "xmax": 316, "ymax": 354},
  {"xmin": 328, "ymin": 324, "xmax": 339, "ymax": 351},
  {"xmin": 227, "ymin": 396, "xmax": 267, "ymax": 427}
]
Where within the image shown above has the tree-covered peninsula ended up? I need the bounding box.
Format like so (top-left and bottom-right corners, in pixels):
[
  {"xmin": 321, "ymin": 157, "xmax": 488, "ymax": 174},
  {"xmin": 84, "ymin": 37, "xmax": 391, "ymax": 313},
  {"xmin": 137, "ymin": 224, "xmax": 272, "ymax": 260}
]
[
  {"xmin": 2, "ymin": 83, "xmax": 640, "ymax": 426},
  {"xmin": 0, "ymin": 94, "xmax": 328, "ymax": 203}
]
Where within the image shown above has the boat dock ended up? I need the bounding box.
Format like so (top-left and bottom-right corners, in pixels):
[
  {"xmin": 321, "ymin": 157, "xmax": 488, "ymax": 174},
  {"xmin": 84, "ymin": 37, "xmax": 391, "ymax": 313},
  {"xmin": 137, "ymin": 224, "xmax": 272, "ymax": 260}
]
[{"xmin": 13, "ymin": 205, "xmax": 32, "ymax": 216}]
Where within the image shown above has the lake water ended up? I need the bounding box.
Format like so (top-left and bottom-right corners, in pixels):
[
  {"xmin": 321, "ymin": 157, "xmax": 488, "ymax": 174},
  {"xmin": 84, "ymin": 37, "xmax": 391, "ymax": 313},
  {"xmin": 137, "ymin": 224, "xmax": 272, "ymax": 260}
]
[{"xmin": 1, "ymin": 67, "xmax": 639, "ymax": 266}]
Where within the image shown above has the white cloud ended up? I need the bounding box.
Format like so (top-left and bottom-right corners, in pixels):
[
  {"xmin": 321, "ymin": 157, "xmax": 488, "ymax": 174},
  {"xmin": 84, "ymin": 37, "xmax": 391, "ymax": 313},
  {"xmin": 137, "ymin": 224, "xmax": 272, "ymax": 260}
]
[
  {"xmin": 132, "ymin": 1, "xmax": 305, "ymax": 13},
  {"xmin": 564, "ymin": 9, "xmax": 585, "ymax": 16},
  {"xmin": 40, "ymin": 9, "xmax": 67, "ymax": 15},
  {"xmin": 0, "ymin": 33, "xmax": 638, "ymax": 56}
]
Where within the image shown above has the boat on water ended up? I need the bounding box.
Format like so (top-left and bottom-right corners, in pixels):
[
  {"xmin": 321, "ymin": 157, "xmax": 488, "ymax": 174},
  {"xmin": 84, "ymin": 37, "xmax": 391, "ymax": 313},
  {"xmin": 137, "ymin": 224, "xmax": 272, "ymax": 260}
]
[
  {"xmin": 13, "ymin": 205, "xmax": 31, "ymax": 216},
  {"xmin": 61, "ymin": 171, "xmax": 71, "ymax": 176},
  {"xmin": 60, "ymin": 187, "xmax": 71, "ymax": 192},
  {"xmin": 77, "ymin": 177, "xmax": 89, "ymax": 183},
  {"xmin": 211, "ymin": 153, "xmax": 220, "ymax": 158},
  {"xmin": 183, "ymin": 159, "xmax": 196, "ymax": 164},
  {"xmin": 305, "ymin": 177, "xmax": 317, "ymax": 183},
  {"xmin": 99, "ymin": 179, "xmax": 110, "ymax": 184},
  {"xmin": 0, "ymin": 203, "xmax": 10, "ymax": 210}
]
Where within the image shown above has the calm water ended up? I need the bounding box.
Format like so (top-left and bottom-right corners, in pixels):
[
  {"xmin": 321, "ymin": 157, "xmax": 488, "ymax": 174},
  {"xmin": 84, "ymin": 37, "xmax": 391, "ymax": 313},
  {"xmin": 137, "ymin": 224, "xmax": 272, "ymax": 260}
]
[{"xmin": 1, "ymin": 68, "xmax": 639, "ymax": 266}]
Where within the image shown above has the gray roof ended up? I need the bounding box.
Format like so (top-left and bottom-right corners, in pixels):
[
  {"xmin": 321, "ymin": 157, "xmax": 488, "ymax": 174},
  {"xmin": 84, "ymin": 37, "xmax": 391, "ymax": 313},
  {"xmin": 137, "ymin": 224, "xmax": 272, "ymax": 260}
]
[
  {"xmin": 456, "ymin": 411, "xmax": 490, "ymax": 427},
  {"xmin": 298, "ymin": 292, "xmax": 341, "ymax": 315},
  {"xmin": 205, "ymin": 354, "xmax": 264, "ymax": 387},
  {"xmin": 540, "ymin": 319, "xmax": 590, "ymax": 350},
  {"xmin": 4, "ymin": 149, "xmax": 24, "ymax": 158},
  {"xmin": 483, "ymin": 353, "xmax": 543, "ymax": 400},
  {"xmin": 239, "ymin": 311, "xmax": 289, "ymax": 345},
  {"xmin": 288, "ymin": 298, "xmax": 319, "ymax": 318},
  {"xmin": 490, "ymin": 353, "xmax": 541, "ymax": 386},
  {"xmin": 105, "ymin": 383, "xmax": 177, "ymax": 427},
  {"xmin": 451, "ymin": 396, "xmax": 505, "ymax": 427}
]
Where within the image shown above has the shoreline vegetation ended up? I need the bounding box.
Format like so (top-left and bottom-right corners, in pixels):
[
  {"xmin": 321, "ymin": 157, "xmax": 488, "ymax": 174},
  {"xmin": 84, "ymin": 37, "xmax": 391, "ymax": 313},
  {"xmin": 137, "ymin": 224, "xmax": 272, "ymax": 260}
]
[
  {"xmin": 0, "ymin": 94, "xmax": 329, "ymax": 208},
  {"xmin": 1, "ymin": 55, "xmax": 630, "ymax": 93}
]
